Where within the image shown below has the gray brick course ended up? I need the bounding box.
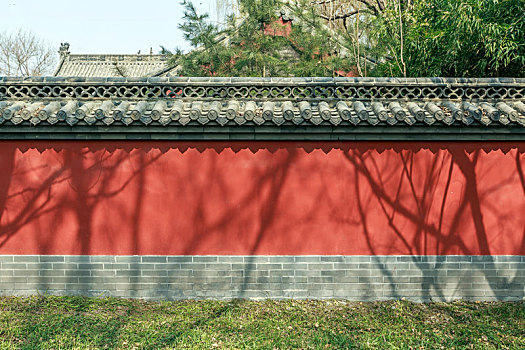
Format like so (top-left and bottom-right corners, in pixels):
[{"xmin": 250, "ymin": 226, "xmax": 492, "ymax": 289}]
[
  {"xmin": 2, "ymin": 263, "xmax": 27, "ymax": 269},
  {"xmin": 77, "ymin": 263, "xmax": 104, "ymax": 270},
  {"xmin": 115, "ymin": 256, "xmax": 141, "ymax": 263},
  {"xmin": 13, "ymin": 256, "xmax": 38, "ymax": 263},
  {"xmin": 0, "ymin": 255, "xmax": 524, "ymax": 301},
  {"xmin": 141, "ymin": 256, "xmax": 168, "ymax": 263},
  {"xmin": 65, "ymin": 256, "xmax": 91, "ymax": 263},
  {"xmin": 90, "ymin": 256, "xmax": 116, "ymax": 263},
  {"xmin": 39, "ymin": 256, "xmax": 64, "ymax": 262}
]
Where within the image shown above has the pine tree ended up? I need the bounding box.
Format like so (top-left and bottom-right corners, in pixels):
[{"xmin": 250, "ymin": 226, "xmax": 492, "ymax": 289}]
[{"xmin": 173, "ymin": 0, "xmax": 358, "ymax": 77}]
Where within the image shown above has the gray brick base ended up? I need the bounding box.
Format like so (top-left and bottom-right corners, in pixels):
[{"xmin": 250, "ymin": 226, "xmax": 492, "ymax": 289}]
[{"xmin": 1, "ymin": 255, "xmax": 524, "ymax": 301}]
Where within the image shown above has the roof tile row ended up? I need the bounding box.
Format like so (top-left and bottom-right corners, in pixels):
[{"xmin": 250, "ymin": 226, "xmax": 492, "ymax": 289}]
[{"xmin": 1, "ymin": 100, "xmax": 524, "ymax": 127}]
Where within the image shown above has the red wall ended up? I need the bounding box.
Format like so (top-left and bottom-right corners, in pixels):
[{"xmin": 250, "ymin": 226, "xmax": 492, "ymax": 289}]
[{"xmin": 0, "ymin": 141, "xmax": 524, "ymax": 255}]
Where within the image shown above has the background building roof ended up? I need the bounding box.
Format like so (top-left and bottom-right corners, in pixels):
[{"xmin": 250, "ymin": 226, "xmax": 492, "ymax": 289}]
[{"xmin": 54, "ymin": 43, "xmax": 179, "ymax": 77}]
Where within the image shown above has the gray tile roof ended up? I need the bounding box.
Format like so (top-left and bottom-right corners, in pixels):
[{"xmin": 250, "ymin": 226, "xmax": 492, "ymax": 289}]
[
  {"xmin": 1, "ymin": 77, "xmax": 524, "ymax": 140},
  {"xmin": 54, "ymin": 45, "xmax": 179, "ymax": 77}
]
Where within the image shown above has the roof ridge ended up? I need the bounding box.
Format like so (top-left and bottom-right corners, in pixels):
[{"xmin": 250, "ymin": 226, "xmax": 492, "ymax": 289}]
[
  {"xmin": 66, "ymin": 54, "xmax": 168, "ymax": 57},
  {"xmin": 2, "ymin": 76, "xmax": 525, "ymax": 85},
  {"xmin": 64, "ymin": 54, "xmax": 169, "ymax": 62}
]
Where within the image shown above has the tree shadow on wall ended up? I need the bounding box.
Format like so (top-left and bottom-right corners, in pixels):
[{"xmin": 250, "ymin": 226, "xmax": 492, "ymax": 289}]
[
  {"xmin": 342, "ymin": 144, "xmax": 525, "ymax": 301},
  {"xmin": 1, "ymin": 140, "xmax": 525, "ymax": 304},
  {"xmin": 0, "ymin": 144, "xmax": 163, "ymax": 253}
]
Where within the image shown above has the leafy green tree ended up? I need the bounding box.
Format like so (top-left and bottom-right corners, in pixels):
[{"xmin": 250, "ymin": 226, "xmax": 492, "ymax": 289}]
[
  {"xmin": 373, "ymin": 0, "xmax": 525, "ymax": 77},
  {"xmin": 172, "ymin": 0, "xmax": 525, "ymax": 77}
]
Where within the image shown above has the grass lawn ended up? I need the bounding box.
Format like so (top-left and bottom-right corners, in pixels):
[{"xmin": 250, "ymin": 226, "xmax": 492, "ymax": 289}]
[{"xmin": 0, "ymin": 296, "xmax": 524, "ymax": 349}]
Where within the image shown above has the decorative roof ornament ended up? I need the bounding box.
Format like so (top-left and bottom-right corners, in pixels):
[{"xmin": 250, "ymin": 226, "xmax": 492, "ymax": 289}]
[{"xmin": 58, "ymin": 43, "xmax": 70, "ymax": 58}]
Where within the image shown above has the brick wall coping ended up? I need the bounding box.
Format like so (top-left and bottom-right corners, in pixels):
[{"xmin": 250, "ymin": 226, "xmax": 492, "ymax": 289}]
[{"xmin": 0, "ymin": 76, "xmax": 524, "ymax": 140}]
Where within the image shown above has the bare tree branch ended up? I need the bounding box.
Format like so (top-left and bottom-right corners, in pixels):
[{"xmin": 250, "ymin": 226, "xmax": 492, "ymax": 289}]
[
  {"xmin": 113, "ymin": 63, "xmax": 128, "ymax": 77},
  {"xmin": 318, "ymin": 10, "xmax": 359, "ymax": 21},
  {"xmin": 0, "ymin": 30, "xmax": 57, "ymax": 76}
]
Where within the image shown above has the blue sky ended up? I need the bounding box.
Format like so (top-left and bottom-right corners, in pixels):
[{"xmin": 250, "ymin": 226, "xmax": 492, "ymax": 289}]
[{"xmin": 0, "ymin": 0, "xmax": 219, "ymax": 54}]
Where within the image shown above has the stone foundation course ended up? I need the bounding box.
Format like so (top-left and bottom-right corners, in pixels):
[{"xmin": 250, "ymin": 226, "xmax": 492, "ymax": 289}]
[{"xmin": 1, "ymin": 255, "xmax": 524, "ymax": 302}]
